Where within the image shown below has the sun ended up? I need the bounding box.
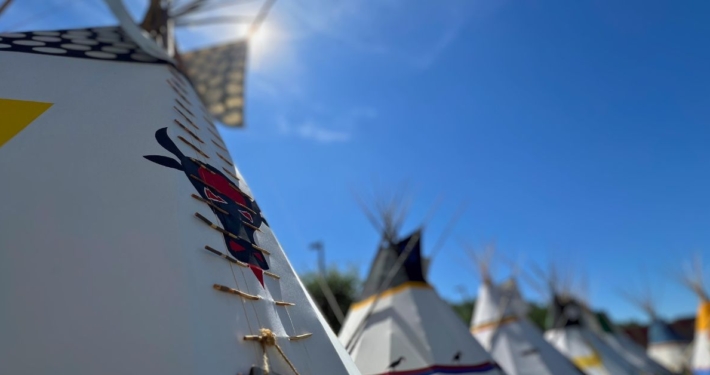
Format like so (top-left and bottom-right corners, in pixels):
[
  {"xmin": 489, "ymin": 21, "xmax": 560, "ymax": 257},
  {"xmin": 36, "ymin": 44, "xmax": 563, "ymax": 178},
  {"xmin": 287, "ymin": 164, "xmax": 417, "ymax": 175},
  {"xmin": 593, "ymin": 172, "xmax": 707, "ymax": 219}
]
[{"xmin": 246, "ymin": 21, "xmax": 281, "ymax": 70}]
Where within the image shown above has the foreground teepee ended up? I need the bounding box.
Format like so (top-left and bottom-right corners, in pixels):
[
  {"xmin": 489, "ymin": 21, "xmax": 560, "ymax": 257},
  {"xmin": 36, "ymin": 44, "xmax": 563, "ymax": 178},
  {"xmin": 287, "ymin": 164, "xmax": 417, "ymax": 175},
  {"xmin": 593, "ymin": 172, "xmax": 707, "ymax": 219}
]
[
  {"xmin": 338, "ymin": 200, "xmax": 503, "ymax": 375},
  {"xmin": 681, "ymin": 258, "xmax": 710, "ymax": 375},
  {"xmin": 0, "ymin": 2, "xmax": 361, "ymax": 374},
  {"xmin": 469, "ymin": 251, "xmax": 584, "ymax": 375},
  {"xmin": 624, "ymin": 289, "xmax": 691, "ymax": 373}
]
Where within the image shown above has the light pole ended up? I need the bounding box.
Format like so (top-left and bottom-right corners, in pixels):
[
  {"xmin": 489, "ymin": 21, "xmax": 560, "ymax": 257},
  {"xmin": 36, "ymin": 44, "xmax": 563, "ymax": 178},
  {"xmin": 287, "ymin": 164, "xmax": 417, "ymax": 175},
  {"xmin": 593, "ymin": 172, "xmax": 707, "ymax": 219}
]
[
  {"xmin": 455, "ymin": 284, "xmax": 470, "ymax": 301},
  {"xmin": 309, "ymin": 241, "xmax": 326, "ymax": 276},
  {"xmin": 309, "ymin": 241, "xmax": 345, "ymax": 325}
]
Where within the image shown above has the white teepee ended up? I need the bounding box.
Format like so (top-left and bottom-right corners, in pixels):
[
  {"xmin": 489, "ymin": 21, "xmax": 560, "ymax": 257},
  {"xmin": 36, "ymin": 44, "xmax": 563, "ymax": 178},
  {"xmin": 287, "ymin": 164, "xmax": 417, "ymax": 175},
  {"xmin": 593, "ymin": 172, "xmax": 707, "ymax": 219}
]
[
  {"xmin": 536, "ymin": 266, "xmax": 639, "ymax": 375},
  {"xmin": 545, "ymin": 295, "xmax": 642, "ymax": 375},
  {"xmin": 681, "ymin": 257, "xmax": 710, "ymax": 375},
  {"xmin": 623, "ymin": 288, "xmax": 691, "ymax": 373},
  {"xmin": 591, "ymin": 312, "xmax": 674, "ymax": 375},
  {"xmin": 469, "ymin": 251, "xmax": 585, "ymax": 375},
  {"xmin": 0, "ymin": 11, "xmax": 361, "ymax": 375},
  {"xmin": 338, "ymin": 201, "xmax": 503, "ymax": 375}
]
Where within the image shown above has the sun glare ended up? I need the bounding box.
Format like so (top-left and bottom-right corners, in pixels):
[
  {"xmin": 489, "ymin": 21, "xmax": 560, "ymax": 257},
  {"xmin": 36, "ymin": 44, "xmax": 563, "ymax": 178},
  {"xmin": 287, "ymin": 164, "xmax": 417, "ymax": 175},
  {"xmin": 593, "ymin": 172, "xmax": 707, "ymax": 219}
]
[{"xmin": 247, "ymin": 22, "xmax": 281, "ymax": 71}]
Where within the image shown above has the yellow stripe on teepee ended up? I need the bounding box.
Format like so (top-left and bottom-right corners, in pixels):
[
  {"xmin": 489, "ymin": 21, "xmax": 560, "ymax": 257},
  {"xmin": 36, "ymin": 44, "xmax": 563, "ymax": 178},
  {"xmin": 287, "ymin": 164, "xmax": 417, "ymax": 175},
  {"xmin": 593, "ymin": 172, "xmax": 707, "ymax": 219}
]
[
  {"xmin": 470, "ymin": 315, "xmax": 518, "ymax": 333},
  {"xmin": 572, "ymin": 353, "xmax": 602, "ymax": 368},
  {"xmin": 0, "ymin": 98, "xmax": 52, "ymax": 148},
  {"xmin": 349, "ymin": 281, "xmax": 431, "ymax": 311},
  {"xmin": 698, "ymin": 302, "xmax": 710, "ymax": 331}
]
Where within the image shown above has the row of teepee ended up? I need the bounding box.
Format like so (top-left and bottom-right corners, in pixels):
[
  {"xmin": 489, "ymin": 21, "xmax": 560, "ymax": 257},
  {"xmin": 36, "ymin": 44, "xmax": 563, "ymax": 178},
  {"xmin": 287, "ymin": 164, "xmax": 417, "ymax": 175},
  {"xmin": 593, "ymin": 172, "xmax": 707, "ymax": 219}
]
[{"xmin": 335, "ymin": 197, "xmax": 709, "ymax": 375}]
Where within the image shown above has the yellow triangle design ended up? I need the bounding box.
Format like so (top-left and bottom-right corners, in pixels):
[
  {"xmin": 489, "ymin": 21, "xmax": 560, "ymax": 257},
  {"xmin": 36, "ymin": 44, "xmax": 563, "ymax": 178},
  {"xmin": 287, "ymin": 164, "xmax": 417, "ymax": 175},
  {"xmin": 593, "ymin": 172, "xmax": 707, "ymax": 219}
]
[{"xmin": 0, "ymin": 98, "xmax": 53, "ymax": 148}]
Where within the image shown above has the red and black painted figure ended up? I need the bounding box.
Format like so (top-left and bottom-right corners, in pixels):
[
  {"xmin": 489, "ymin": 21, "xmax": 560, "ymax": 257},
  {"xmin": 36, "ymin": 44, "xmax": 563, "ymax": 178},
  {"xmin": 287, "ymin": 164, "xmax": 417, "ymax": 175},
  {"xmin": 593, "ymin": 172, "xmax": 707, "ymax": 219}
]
[{"xmin": 144, "ymin": 128, "xmax": 269, "ymax": 273}]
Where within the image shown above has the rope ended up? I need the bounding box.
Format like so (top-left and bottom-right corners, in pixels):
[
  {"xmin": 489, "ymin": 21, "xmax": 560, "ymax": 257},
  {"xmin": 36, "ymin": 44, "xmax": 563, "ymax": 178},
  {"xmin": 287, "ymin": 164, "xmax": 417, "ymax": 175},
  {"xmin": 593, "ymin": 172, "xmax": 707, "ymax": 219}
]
[{"xmin": 245, "ymin": 328, "xmax": 300, "ymax": 375}]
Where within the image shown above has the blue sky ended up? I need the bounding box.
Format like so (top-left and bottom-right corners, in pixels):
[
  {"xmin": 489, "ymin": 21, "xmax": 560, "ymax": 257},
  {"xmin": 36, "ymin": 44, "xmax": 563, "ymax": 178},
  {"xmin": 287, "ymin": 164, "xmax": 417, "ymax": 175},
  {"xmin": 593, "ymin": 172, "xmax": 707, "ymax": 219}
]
[{"xmin": 3, "ymin": 0, "xmax": 709, "ymax": 323}]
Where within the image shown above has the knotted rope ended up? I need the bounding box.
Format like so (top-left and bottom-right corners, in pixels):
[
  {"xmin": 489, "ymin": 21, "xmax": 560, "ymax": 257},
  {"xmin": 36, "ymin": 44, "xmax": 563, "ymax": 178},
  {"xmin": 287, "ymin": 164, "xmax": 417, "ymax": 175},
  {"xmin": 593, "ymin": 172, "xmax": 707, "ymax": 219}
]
[{"xmin": 244, "ymin": 328, "xmax": 300, "ymax": 375}]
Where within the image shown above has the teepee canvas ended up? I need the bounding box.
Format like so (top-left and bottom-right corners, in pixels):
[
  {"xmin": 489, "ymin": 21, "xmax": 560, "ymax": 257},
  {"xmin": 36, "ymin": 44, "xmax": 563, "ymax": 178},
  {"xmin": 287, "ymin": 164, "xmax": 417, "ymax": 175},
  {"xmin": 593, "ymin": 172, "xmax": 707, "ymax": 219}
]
[
  {"xmin": 681, "ymin": 258, "xmax": 710, "ymax": 375},
  {"xmin": 338, "ymin": 204, "xmax": 503, "ymax": 375},
  {"xmin": 624, "ymin": 291, "xmax": 691, "ymax": 373},
  {"xmin": 0, "ymin": 2, "xmax": 361, "ymax": 373},
  {"xmin": 646, "ymin": 320, "xmax": 690, "ymax": 373},
  {"xmin": 544, "ymin": 293, "xmax": 639, "ymax": 375},
  {"xmin": 499, "ymin": 278, "xmax": 530, "ymax": 318},
  {"xmin": 545, "ymin": 295, "xmax": 637, "ymax": 375},
  {"xmin": 592, "ymin": 313, "xmax": 673, "ymax": 375},
  {"xmin": 470, "ymin": 272, "xmax": 584, "ymax": 375}
]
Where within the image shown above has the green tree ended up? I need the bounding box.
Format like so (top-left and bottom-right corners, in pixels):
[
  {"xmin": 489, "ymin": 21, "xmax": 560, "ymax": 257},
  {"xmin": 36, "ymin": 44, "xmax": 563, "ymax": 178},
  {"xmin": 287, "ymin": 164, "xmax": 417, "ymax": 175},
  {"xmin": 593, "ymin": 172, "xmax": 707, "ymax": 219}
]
[
  {"xmin": 526, "ymin": 302, "xmax": 548, "ymax": 330},
  {"xmin": 301, "ymin": 267, "xmax": 361, "ymax": 334},
  {"xmin": 448, "ymin": 299, "xmax": 549, "ymax": 331},
  {"xmin": 449, "ymin": 299, "xmax": 476, "ymax": 324}
]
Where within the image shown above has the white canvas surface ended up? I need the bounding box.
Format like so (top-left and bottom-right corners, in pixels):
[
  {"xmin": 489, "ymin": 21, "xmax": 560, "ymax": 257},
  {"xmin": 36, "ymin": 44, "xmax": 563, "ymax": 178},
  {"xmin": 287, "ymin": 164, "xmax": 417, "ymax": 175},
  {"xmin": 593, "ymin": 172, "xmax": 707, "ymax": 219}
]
[{"xmin": 0, "ymin": 50, "xmax": 360, "ymax": 375}]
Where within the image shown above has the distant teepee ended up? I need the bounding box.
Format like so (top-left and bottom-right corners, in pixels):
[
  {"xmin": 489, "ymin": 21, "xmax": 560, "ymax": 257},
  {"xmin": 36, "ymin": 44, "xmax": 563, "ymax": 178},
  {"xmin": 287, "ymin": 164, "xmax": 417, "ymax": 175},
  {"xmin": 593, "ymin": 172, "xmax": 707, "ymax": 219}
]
[
  {"xmin": 539, "ymin": 266, "xmax": 638, "ymax": 375},
  {"xmin": 592, "ymin": 312, "xmax": 673, "ymax": 375},
  {"xmin": 623, "ymin": 284, "xmax": 691, "ymax": 373},
  {"xmin": 468, "ymin": 248, "xmax": 585, "ymax": 375},
  {"xmin": 338, "ymin": 195, "xmax": 503, "ymax": 375},
  {"xmin": 680, "ymin": 256, "xmax": 710, "ymax": 375}
]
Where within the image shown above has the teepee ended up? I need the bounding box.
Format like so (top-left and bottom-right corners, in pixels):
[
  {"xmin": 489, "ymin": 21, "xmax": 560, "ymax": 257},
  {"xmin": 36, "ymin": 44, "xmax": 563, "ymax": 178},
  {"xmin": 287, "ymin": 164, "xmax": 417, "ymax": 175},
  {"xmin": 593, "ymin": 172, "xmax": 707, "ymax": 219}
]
[
  {"xmin": 681, "ymin": 257, "xmax": 710, "ymax": 375},
  {"xmin": 623, "ymin": 288, "xmax": 691, "ymax": 373},
  {"xmin": 469, "ymin": 250, "xmax": 585, "ymax": 375},
  {"xmin": 592, "ymin": 313, "xmax": 673, "ymax": 375},
  {"xmin": 0, "ymin": 1, "xmax": 361, "ymax": 374},
  {"xmin": 338, "ymin": 198, "xmax": 503, "ymax": 375},
  {"xmin": 539, "ymin": 267, "xmax": 638, "ymax": 375}
]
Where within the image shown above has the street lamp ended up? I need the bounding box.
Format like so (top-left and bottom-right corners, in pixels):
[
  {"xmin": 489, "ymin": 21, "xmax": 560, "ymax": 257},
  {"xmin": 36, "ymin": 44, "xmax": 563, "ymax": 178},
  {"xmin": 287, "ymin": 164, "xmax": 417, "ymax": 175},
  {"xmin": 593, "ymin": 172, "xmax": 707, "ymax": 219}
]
[{"xmin": 309, "ymin": 241, "xmax": 345, "ymax": 325}]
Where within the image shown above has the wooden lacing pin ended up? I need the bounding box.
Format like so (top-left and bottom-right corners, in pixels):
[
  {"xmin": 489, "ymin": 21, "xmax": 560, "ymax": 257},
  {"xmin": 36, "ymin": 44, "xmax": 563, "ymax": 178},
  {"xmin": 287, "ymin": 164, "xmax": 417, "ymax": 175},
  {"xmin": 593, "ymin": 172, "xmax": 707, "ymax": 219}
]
[
  {"xmin": 178, "ymin": 136, "xmax": 210, "ymax": 158},
  {"xmin": 251, "ymin": 244, "xmax": 271, "ymax": 255},
  {"xmin": 263, "ymin": 270, "xmax": 280, "ymax": 279},
  {"xmin": 175, "ymin": 119, "xmax": 204, "ymax": 143},
  {"xmin": 204, "ymin": 246, "xmax": 253, "ymax": 269},
  {"xmin": 222, "ymin": 167, "xmax": 240, "ymax": 181},
  {"xmin": 194, "ymin": 212, "xmax": 238, "ymax": 239},
  {"xmin": 189, "ymin": 176, "xmax": 243, "ymax": 209},
  {"xmin": 192, "ymin": 174, "xmax": 257, "ymax": 217},
  {"xmin": 288, "ymin": 333, "xmax": 313, "ymax": 341},
  {"xmin": 189, "ymin": 158, "xmax": 217, "ymax": 175},
  {"xmin": 213, "ymin": 283, "xmax": 260, "ymax": 300},
  {"xmin": 168, "ymin": 66, "xmax": 187, "ymax": 85},
  {"xmin": 233, "ymin": 199, "xmax": 258, "ymax": 216},
  {"xmin": 176, "ymin": 90, "xmax": 191, "ymax": 105},
  {"xmin": 217, "ymin": 152, "xmax": 234, "ymax": 167},
  {"xmin": 174, "ymin": 106, "xmax": 199, "ymax": 130},
  {"xmin": 190, "ymin": 175, "xmax": 224, "ymax": 196},
  {"xmin": 167, "ymin": 77, "xmax": 188, "ymax": 95},
  {"xmin": 203, "ymin": 115, "xmax": 216, "ymax": 128},
  {"xmin": 207, "ymin": 126, "xmax": 221, "ymax": 139},
  {"xmin": 166, "ymin": 79, "xmax": 189, "ymax": 100},
  {"xmin": 175, "ymin": 90, "xmax": 190, "ymax": 104},
  {"xmin": 175, "ymin": 99, "xmax": 194, "ymax": 117},
  {"xmin": 274, "ymin": 301, "xmax": 295, "ymax": 307},
  {"xmin": 191, "ymin": 194, "xmax": 228, "ymax": 215},
  {"xmin": 203, "ymin": 245, "xmax": 239, "ymax": 264},
  {"xmin": 241, "ymin": 220, "xmax": 261, "ymax": 232},
  {"xmin": 244, "ymin": 328, "xmax": 301, "ymax": 375},
  {"xmin": 212, "ymin": 137, "xmax": 227, "ymax": 150},
  {"xmin": 211, "ymin": 139, "xmax": 228, "ymax": 152}
]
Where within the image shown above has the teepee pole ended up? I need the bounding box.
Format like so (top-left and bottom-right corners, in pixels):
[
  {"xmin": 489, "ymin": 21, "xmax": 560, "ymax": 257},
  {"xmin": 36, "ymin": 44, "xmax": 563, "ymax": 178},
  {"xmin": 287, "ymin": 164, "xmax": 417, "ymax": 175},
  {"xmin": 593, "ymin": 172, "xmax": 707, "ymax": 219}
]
[{"xmin": 0, "ymin": 0, "xmax": 12, "ymax": 17}]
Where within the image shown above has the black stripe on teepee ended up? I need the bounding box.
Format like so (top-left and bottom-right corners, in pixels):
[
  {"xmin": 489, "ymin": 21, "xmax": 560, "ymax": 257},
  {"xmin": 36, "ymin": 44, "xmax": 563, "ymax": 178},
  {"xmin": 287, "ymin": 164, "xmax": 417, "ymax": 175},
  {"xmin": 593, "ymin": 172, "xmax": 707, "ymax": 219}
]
[
  {"xmin": 0, "ymin": 26, "xmax": 165, "ymax": 64},
  {"xmin": 358, "ymin": 230, "xmax": 428, "ymax": 301}
]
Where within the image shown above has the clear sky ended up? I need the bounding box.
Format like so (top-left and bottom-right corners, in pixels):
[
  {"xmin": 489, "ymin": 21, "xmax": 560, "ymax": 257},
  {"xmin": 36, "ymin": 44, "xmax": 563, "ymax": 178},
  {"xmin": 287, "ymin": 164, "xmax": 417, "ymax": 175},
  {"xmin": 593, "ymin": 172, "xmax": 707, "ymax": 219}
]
[{"xmin": 3, "ymin": 0, "xmax": 709, "ymax": 323}]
